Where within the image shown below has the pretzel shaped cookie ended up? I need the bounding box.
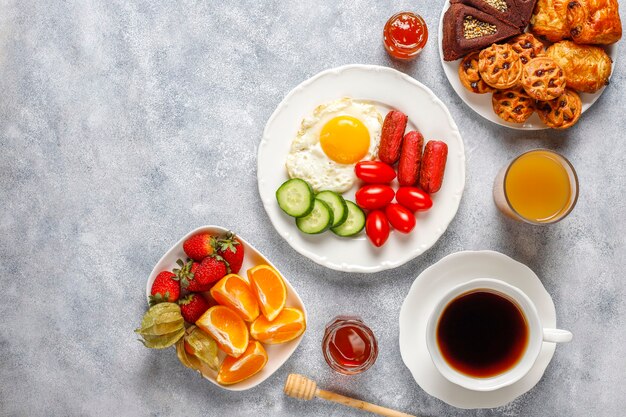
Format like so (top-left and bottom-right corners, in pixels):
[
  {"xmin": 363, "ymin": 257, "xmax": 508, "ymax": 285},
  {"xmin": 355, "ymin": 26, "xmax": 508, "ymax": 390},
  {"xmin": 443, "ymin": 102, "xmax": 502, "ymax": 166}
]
[
  {"xmin": 478, "ymin": 44, "xmax": 523, "ymax": 90},
  {"xmin": 536, "ymin": 89, "xmax": 582, "ymax": 130},
  {"xmin": 458, "ymin": 52, "xmax": 494, "ymax": 94},
  {"xmin": 492, "ymin": 88, "xmax": 535, "ymax": 123},
  {"xmin": 508, "ymin": 33, "xmax": 545, "ymax": 65},
  {"xmin": 521, "ymin": 57, "xmax": 566, "ymax": 101}
]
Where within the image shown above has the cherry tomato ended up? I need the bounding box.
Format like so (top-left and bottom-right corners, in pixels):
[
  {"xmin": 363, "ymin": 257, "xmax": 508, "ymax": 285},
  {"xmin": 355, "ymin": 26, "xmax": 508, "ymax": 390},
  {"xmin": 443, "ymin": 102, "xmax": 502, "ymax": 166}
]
[
  {"xmin": 355, "ymin": 161, "xmax": 397, "ymax": 184},
  {"xmin": 385, "ymin": 203, "xmax": 416, "ymax": 233},
  {"xmin": 396, "ymin": 187, "xmax": 433, "ymax": 212},
  {"xmin": 355, "ymin": 185, "xmax": 395, "ymax": 210},
  {"xmin": 366, "ymin": 210, "xmax": 390, "ymax": 247}
]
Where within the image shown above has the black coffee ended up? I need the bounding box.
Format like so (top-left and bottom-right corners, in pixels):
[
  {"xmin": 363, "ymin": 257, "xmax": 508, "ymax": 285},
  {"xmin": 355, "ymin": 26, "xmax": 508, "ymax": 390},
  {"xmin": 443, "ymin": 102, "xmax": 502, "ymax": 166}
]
[{"xmin": 436, "ymin": 290, "xmax": 529, "ymax": 378}]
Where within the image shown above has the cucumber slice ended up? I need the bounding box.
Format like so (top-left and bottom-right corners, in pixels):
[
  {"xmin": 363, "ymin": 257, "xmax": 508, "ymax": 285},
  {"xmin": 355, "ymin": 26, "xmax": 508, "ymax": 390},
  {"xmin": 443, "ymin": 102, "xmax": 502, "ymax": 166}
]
[
  {"xmin": 331, "ymin": 201, "xmax": 365, "ymax": 237},
  {"xmin": 315, "ymin": 191, "xmax": 348, "ymax": 228},
  {"xmin": 296, "ymin": 199, "xmax": 334, "ymax": 234},
  {"xmin": 276, "ymin": 178, "xmax": 315, "ymax": 217}
]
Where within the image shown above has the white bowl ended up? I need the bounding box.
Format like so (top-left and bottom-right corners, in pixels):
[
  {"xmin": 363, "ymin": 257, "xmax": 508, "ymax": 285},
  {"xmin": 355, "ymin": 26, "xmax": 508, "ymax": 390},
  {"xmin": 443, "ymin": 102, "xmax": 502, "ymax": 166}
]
[{"xmin": 145, "ymin": 225, "xmax": 307, "ymax": 391}]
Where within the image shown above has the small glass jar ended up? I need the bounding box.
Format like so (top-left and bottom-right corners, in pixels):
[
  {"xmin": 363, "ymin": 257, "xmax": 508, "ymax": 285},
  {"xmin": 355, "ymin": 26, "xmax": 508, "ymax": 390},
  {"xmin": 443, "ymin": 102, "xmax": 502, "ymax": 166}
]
[
  {"xmin": 322, "ymin": 316, "xmax": 378, "ymax": 375},
  {"xmin": 383, "ymin": 12, "xmax": 429, "ymax": 60}
]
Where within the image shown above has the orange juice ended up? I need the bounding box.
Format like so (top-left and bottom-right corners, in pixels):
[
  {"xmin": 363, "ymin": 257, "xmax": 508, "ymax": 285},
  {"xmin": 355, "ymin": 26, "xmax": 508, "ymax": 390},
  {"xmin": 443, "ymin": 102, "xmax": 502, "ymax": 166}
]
[{"xmin": 503, "ymin": 150, "xmax": 575, "ymax": 223}]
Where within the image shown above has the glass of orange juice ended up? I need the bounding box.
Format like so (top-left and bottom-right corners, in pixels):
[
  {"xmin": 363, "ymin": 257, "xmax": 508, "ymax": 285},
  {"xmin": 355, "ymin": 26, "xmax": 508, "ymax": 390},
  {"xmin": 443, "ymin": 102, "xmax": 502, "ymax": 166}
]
[{"xmin": 493, "ymin": 149, "xmax": 579, "ymax": 224}]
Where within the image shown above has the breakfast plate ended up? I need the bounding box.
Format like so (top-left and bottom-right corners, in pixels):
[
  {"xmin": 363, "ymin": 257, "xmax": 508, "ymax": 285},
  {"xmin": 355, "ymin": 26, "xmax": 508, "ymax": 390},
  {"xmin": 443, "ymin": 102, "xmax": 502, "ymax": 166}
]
[
  {"xmin": 145, "ymin": 225, "xmax": 307, "ymax": 391},
  {"xmin": 399, "ymin": 250, "xmax": 558, "ymax": 408},
  {"xmin": 438, "ymin": 1, "xmax": 617, "ymax": 130},
  {"xmin": 258, "ymin": 65, "xmax": 465, "ymax": 273}
]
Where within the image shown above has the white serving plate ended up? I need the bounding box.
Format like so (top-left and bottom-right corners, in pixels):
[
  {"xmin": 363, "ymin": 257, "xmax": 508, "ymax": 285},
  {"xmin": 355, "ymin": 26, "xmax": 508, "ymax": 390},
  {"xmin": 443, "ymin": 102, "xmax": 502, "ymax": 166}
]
[
  {"xmin": 399, "ymin": 250, "xmax": 558, "ymax": 408},
  {"xmin": 258, "ymin": 64, "xmax": 465, "ymax": 273},
  {"xmin": 438, "ymin": 0, "xmax": 617, "ymax": 130},
  {"xmin": 145, "ymin": 225, "xmax": 307, "ymax": 391}
]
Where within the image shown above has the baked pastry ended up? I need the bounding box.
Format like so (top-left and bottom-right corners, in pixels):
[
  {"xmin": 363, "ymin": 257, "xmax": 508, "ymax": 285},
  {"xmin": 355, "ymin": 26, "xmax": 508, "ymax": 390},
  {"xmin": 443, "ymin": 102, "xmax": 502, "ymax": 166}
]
[
  {"xmin": 458, "ymin": 52, "xmax": 495, "ymax": 93},
  {"xmin": 536, "ymin": 89, "xmax": 582, "ymax": 129},
  {"xmin": 450, "ymin": 0, "xmax": 523, "ymax": 27},
  {"xmin": 546, "ymin": 40, "xmax": 612, "ymax": 93},
  {"xmin": 443, "ymin": 4, "xmax": 522, "ymax": 61},
  {"xmin": 492, "ymin": 88, "xmax": 535, "ymax": 123},
  {"xmin": 508, "ymin": 33, "xmax": 545, "ymax": 64},
  {"xmin": 478, "ymin": 43, "xmax": 523, "ymax": 89},
  {"xmin": 567, "ymin": 0, "xmax": 622, "ymax": 44},
  {"xmin": 514, "ymin": 0, "xmax": 539, "ymax": 27},
  {"xmin": 521, "ymin": 57, "xmax": 566, "ymax": 101},
  {"xmin": 530, "ymin": 0, "xmax": 622, "ymax": 44},
  {"xmin": 530, "ymin": 0, "xmax": 571, "ymax": 42}
]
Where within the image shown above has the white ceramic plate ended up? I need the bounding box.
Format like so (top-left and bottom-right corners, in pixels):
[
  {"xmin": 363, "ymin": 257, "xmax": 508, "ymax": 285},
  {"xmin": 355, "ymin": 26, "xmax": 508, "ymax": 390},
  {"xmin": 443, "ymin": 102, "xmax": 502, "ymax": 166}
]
[
  {"xmin": 258, "ymin": 65, "xmax": 465, "ymax": 273},
  {"xmin": 438, "ymin": 1, "xmax": 617, "ymax": 130},
  {"xmin": 145, "ymin": 225, "xmax": 307, "ymax": 391},
  {"xmin": 399, "ymin": 250, "xmax": 558, "ymax": 409}
]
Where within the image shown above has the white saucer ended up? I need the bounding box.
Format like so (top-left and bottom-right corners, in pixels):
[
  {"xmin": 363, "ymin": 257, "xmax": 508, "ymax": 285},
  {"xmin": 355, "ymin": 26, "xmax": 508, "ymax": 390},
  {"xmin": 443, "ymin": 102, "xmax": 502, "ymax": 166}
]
[{"xmin": 399, "ymin": 250, "xmax": 558, "ymax": 409}]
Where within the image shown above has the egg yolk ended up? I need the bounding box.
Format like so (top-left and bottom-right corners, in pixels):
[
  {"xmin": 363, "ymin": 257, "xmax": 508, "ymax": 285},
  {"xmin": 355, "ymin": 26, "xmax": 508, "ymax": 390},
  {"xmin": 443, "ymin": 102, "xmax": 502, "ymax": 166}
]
[{"xmin": 320, "ymin": 116, "xmax": 370, "ymax": 164}]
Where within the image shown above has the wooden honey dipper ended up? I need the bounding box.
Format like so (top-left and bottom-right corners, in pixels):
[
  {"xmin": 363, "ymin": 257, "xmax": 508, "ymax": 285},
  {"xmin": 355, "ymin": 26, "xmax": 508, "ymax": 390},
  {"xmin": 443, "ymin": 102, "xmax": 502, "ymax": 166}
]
[{"xmin": 284, "ymin": 374, "xmax": 416, "ymax": 417}]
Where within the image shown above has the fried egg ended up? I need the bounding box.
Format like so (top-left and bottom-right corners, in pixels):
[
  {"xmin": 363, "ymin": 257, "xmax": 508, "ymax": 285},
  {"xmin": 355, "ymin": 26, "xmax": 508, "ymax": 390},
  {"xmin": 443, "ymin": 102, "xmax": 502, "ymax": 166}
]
[{"xmin": 285, "ymin": 98, "xmax": 383, "ymax": 193}]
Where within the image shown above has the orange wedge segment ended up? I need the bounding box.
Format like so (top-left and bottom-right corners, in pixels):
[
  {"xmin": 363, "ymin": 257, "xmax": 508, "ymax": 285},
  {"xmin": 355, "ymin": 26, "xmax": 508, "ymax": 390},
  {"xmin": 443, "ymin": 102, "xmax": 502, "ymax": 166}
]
[
  {"xmin": 247, "ymin": 264, "xmax": 286, "ymax": 321},
  {"xmin": 250, "ymin": 307, "xmax": 306, "ymax": 344},
  {"xmin": 195, "ymin": 305, "xmax": 249, "ymax": 358},
  {"xmin": 217, "ymin": 340, "xmax": 268, "ymax": 385},
  {"xmin": 210, "ymin": 274, "xmax": 260, "ymax": 322}
]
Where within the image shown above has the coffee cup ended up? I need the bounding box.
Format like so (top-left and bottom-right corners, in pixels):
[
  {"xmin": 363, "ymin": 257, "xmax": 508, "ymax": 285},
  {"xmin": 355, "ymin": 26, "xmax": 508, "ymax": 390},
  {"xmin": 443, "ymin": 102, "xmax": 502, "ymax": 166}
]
[{"xmin": 425, "ymin": 278, "xmax": 572, "ymax": 391}]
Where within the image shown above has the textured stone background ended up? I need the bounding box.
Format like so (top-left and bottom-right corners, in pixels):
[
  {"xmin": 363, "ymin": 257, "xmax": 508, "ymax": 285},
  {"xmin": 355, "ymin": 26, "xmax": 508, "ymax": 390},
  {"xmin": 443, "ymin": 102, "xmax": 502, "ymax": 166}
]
[{"xmin": 1, "ymin": 0, "xmax": 624, "ymax": 416}]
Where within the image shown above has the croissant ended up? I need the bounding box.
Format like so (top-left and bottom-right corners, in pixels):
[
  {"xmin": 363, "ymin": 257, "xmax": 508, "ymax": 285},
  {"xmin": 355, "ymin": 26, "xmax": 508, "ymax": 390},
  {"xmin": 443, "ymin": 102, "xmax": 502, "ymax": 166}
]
[
  {"xmin": 567, "ymin": 0, "xmax": 622, "ymax": 44},
  {"xmin": 546, "ymin": 40, "xmax": 612, "ymax": 93},
  {"xmin": 531, "ymin": 0, "xmax": 622, "ymax": 44},
  {"xmin": 530, "ymin": 0, "xmax": 570, "ymax": 42}
]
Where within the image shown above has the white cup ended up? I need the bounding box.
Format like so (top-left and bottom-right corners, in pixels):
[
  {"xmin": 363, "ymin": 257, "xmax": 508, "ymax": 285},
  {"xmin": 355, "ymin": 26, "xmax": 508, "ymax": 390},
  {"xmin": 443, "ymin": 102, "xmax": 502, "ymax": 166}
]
[{"xmin": 426, "ymin": 278, "xmax": 572, "ymax": 391}]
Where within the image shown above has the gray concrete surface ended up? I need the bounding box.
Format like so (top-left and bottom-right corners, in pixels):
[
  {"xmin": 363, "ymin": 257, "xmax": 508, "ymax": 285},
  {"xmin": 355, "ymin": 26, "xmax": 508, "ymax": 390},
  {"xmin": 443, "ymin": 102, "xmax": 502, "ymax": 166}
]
[{"xmin": 1, "ymin": 1, "xmax": 624, "ymax": 416}]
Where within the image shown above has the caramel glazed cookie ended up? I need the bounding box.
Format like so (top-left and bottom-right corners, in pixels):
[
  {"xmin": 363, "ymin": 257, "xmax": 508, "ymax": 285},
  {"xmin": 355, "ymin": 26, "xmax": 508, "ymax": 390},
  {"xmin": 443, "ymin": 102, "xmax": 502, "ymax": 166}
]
[
  {"xmin": 536, "ymin": 89, "xmax": 582, "ymax": 130},
  {"xmin": 492, "ymin": 88, "xmax": 535, "ymax": 123},
  {"xmin": 458, "ymin": 52, "xmax": 494, "ymax": 94},
  {"xmin": 521, "ymin": 57, "xmax": 566, "ymax": 101},
  {"xmin": 478, "ymin": 43, "xmax": 523, "ymax": 90},
  {"xmin": 508, "ymin": 33, "xmax": 545, "ymax": 65}
]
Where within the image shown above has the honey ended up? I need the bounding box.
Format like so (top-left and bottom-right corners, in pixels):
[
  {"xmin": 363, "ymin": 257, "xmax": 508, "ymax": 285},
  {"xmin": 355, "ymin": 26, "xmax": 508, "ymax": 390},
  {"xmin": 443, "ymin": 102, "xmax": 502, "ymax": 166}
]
[{"xmin": 322, "ymin": 316, "xmax": 378, "ymax": 375}]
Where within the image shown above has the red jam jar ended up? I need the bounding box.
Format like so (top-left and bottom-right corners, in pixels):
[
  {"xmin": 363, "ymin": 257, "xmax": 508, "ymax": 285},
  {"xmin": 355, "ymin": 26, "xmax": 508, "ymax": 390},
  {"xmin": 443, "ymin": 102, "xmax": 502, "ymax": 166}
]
[
  {"xmin": 322, "ymin": 316, "xmax": 378, "ymax": 375},
  {"xmin": 383, "ymin": 12, "xmax": 429, "ymax": 60}
]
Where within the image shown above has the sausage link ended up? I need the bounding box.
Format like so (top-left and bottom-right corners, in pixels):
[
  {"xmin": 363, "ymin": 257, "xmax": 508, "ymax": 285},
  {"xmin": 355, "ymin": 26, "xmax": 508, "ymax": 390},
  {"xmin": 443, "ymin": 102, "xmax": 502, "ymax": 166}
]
[
  {"xmin": 397, "ymin": 131, "xmax": 424, "ymax": 186},
  {"xmin": 419, "ymin": 141, "xmax": 448, "ymax": 193},
  {"xmin": 378, "ymin": 110, "xmax": 408, "ymax": 164}
]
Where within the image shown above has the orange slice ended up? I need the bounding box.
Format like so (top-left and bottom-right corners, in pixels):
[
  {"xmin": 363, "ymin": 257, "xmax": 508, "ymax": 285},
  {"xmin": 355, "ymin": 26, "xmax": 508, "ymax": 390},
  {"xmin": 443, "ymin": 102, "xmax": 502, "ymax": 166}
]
[
  {"xmin": 216, "ymin": 340, "xmax": 268, "ymax": 385},
  {"xmin": 250, "ymin": 307, "xmax": 306, "ymax": 344},
  {"xmin": 195, "ymin": 305, "xmax": 249, "ymax": 358},
  {"xmin": 247, "ymin": 264, "xmax": 286, "ymax": 321},
  {"xmin": 210, "ymin": 274, "xmax": 260, "ymax": 322}
]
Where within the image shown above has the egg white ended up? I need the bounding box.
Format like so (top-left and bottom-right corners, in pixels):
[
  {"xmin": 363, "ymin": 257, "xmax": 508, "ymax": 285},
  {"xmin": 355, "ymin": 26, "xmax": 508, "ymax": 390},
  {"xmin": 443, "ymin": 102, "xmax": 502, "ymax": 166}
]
[{"xmin": 285, "ymin": 98, "xmax": 382, "ymax": 193}]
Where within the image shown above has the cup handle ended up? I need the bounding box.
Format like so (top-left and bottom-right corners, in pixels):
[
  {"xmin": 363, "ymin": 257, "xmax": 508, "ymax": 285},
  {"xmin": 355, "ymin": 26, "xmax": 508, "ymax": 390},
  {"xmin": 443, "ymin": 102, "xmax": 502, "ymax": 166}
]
[{"xmin": 543, "ymin": 328, "xmax": 573, "ymax": 343}]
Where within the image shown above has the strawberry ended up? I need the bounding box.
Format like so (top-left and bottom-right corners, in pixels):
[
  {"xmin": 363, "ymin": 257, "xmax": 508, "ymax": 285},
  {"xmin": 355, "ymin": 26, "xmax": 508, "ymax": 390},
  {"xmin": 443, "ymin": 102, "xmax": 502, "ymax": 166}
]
[
  {"xmin": 179, "ymin": 294, "xmax": 210, "ymax": 324},
  {"xmin": 183, "ymin": 233, "xmax": 215, "ymax": 261},
  {"xmin": 214, "ymin": 232, "xmax": 244, "ymax": 274},
  {"xmin": 149, "ymin": 271, "xmax": 180, "ymax": 306},
  {"xmin": 172, "ymin": 258, "xmax": 195, "ymax": 289},
  {"xmin": 186, "ymin": 254, "xmax": 228, "ymax": 292}
]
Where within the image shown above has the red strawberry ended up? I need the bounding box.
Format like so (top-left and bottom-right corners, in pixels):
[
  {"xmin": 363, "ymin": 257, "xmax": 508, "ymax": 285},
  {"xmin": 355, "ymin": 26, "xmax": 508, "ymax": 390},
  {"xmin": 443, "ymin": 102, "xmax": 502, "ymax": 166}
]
[
  {"xmin": 149, "ymin": 271, "xmax": 180, "ymax": 306},
  {"xmin": 179, "ymin": 294, "xmax": 210, "ymax": 324},
  {"xmin": 186, "ymin": 254, "xmax": 228, "ymax": 292},
  {"xmin": 215, "ymin": 232, "xmax": 244, "ymax": 274},
  {"xmin": 183, "ymin": 233, "xmax": 215, "ymax": 261},
  {"xmin": 172, "ymin": 258, "xmax": 195, "ymax": 289}
]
